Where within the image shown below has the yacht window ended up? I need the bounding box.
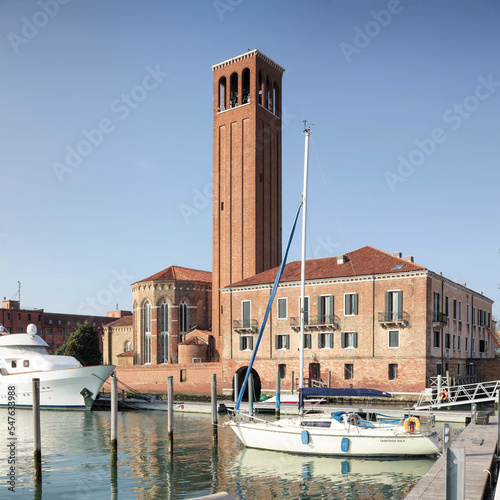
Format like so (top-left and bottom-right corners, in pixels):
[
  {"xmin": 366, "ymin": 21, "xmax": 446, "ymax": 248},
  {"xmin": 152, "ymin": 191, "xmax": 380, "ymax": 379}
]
[
  {"xmin": 23, "ymin": 360, "xmax": 29, "ymax": 368},
  {"xmin": 11, "ymin": 360, "xmax": 17, "ymax": 368}
]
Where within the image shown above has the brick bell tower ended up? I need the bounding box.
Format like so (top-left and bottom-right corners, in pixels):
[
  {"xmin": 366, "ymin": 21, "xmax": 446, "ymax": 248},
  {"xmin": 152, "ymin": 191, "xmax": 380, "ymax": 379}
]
[{"xmin": 212, "ymin": 49, "xmax": 284, "ymax": 342}]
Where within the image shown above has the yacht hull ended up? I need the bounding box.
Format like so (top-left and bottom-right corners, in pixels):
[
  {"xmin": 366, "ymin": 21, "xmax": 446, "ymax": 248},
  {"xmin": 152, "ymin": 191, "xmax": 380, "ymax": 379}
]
[
  {"xmin": 228, "ymin": 419, "xmax": 441, "ymax": 457},
  {"xmin": 0, "ymin": 365, "xmax": 115, "ymax": 410}
]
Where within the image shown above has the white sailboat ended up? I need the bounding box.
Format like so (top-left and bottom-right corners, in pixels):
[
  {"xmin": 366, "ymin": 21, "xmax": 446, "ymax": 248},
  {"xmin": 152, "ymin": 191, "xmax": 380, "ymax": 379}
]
[
  {"xmin": 0, "ymin": 324, "xmax": 115, "ymax": 410},
  {"xmin": 227, "ymin": 126, "xmax": 442, "ymax": 456}
]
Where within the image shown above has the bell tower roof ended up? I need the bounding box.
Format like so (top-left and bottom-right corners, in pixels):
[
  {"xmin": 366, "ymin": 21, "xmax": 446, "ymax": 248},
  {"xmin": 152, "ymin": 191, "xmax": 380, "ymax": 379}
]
[{"xmin": 211, "ymin": 49, "xmax": 285, "ymax": 74}]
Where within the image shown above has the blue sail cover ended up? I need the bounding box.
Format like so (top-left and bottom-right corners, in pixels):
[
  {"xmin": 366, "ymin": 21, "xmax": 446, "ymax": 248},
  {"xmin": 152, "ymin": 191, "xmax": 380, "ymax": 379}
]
[{"xmin": 299, "ymin": 387, "xmax": 393, "ymax": 408}]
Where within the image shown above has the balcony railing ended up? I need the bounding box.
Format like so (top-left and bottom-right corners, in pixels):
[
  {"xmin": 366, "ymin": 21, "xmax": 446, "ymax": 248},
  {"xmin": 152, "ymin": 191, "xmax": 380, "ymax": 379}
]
[
  {"xmin": 377, "ymin": 311, "xmax": 410, "ymax": 327},
  {"xmin": 432, "ymin": 312, "xmax": 448, "ymax": 328},
  {"xmin": 290, "ymin": 312, "xmax": 340, "ymax": 331},
  {"xmin": 232, "ymin": 319, "xmax": 259, "ymax": 334}
]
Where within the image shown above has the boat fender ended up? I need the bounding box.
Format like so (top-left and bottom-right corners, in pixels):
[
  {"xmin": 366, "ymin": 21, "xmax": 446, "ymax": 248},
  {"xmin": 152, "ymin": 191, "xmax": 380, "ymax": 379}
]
[
  {"xmin": 403, "ymin": 417, "xmax": 421, "ymax": 434},
  {"xmin": 301, "ymin": 429, "xmax": 309, "ymax": 445},
  {"xmin": 341, "ymin": 437, "xmax": 350, "ymax": 453},
  {"xmin": 438, "ymin": 390, "xmax": 448, "ymax": 401},
  {"xmin": 341, "ymin": 460, "xmax": 350, "ymax": 474}
]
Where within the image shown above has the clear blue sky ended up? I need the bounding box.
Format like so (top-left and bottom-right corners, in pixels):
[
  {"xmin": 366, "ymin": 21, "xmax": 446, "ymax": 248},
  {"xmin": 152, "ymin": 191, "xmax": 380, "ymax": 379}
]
[{"xmin": 1, "ymin": 0, "xmax": 499, "ymax": 319}]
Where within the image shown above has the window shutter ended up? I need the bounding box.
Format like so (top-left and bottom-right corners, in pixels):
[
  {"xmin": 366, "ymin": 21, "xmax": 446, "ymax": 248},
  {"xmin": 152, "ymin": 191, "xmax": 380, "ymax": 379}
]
[
  {"xmin": 341, "ymin": 332, "xmax": 346, "ymax": 348},
  {"xmin": 318, "ymin": 296, "xmax": 323, "ymax": 324},
  {"xmin": 353, "ymin": 294, "xmax": 358, "ymax": 315},
  {"xmin": 285, "ymin": 335, "xmax": 290, "ymax": 349},
  {"xmin": 248, "ymin": 336, "xmax": 253, "ymax": 350},
  {"xmin": 239, "ymin": 336, "xmax": 244, "ymax": 351},
  {"xmin": 397, "ymin": 291, "xmax": 403, "ymax": 313},
  {"xmin": 345, "ymin": 294, "xmax": 351, "ymax": 315},
  {"xmin": 329, "ymin": 295, "xmax": 334, "ymax": 320},
  {"xmin": 329, "ymin": 333, "xmax": 334, "ymax": 348},
  {"xmin": 385, "ymin": 292, "xmax": 390, "ymax": 319},
  {"xmin": 307, "ymin": 334, "xmax": 311, "ymax": 349},
  {"xmin": 353, "ymin": 332, "xmax": 358, "ymax": 348},
  {"xmin": 275, "ymin": 335, "xmax": 279, "ymax": 350}
]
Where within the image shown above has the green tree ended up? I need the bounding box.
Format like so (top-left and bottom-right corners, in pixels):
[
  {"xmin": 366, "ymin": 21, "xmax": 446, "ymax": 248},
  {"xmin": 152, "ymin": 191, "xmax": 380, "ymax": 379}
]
[{"xmin": 54, "ymin": 321, "xmax": 102, "ymax": 366}]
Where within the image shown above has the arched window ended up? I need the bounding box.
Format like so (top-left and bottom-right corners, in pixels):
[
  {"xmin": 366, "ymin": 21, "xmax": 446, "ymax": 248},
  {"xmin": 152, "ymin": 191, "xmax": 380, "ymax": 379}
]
[
  {"xmin": 218, "ymin": 76, "xmax": 226, "ymax": 111},
  {"xmin": 273, "ymin": 82, "xmax": 279, "ymax": 116},
  {"xmin": 144, "ymin": 302, "xmax": 151, "ymax": 364},
  {"xmin": 180, "ymin": 302, "xmax": 188, "ymax": 335},
  {"xmin": 230, "ymin": 72, "xmax": 238, "ymax": 108},
  {"xmin": 160, "ymin": 301, "xmax": 169, "ymax": 364},
  {"xmin": 258, "ymin": 71, "xmax": 263, "ymax": 105},
  {"xmin": 160, "ymin": 302, "xmax": 169, "ymax": 333},
  {"xmin": 124, "ymin": 340, "xmax": 132, "ymax": 352},
  {"xmin": 242, "ymin": 68, "xmax": 250, "ymax": 104},
  {"xmin": 265, "ymin": 76, "xmax": 270, "ymax": 110}
]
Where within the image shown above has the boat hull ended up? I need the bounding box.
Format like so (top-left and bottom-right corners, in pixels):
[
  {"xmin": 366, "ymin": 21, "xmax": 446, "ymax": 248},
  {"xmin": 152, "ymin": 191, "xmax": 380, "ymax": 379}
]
[
  {"xmin": 0, "ymin": 365, "xmax": 115, "ymax": 410},
  {"xmin": 228, "ymin": 419, "xmax": 441, "ymax": 456}
]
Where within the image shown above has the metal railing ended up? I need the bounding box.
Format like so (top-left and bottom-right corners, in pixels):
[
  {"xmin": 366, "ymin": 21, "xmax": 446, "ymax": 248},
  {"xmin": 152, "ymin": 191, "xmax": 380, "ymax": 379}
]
[
  {"xmin": 232, "ymin": 319, "xmax": 259, "ymax": 334},
  {"xmin": 377, "ymin": 311, "xmax": 410, "ymax": 325},
  {"xmin": 432, "ymin": 312, "xmax": 448, "ymax": 326},
  {"xmin": 290, "ymin": 312, "xmax": 340, "ymax": 331}
]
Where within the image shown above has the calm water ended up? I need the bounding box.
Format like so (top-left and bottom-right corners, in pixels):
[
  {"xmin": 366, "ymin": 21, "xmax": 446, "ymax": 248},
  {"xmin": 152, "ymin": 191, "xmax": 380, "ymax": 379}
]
[{"xmin": 0, "ymin": 408, "xmax": 462, "ymax": 499}]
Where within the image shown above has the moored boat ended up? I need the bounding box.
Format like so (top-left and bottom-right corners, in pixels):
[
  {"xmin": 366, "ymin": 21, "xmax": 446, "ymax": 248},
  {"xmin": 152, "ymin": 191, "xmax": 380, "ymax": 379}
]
[{"xmin": 0, "ymin": 324, "xmax": 115, "ymax": 410}]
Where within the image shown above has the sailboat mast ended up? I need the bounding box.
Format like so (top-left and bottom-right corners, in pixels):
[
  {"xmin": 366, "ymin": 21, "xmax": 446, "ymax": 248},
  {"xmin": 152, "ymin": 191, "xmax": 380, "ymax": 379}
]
[{"xmin": 299, "ymin": 125, "xmax": 311, "ymax": 394}]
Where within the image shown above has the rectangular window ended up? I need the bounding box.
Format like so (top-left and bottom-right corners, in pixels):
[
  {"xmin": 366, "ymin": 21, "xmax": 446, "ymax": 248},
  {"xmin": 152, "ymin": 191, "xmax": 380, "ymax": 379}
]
[
  {"xmin": 28, "ymin": 314, "xmax": 31, "ymax": 321},
  {"xmin": 344, "ymin": 293, "xmax": 358, "ymax": 316},
  {"xmin": 445, "ymin": 333, "xmax": 451, "ymax": 349},
  {"xmin": 11, "ymin": 361, "xmax": 17, "ymax": 368},
  {"xmin": 473, "ymin": 306, "xmax": 476, "ymax": 325},
  {"xmin": 465, "ymin": 337, "xmax": 469, "ymax": 352},
  {"xmin": 344, "ymin": 364, "xmax": 354, "ymax": 380},
  {"xmin": 467, "ymin": 304, "xmax": 470, "ymax": 324},
  {"xmin": 275, "ymin": 334, "xmax": 290, "ymax": 350},
  {"xmin": 388, "ymin": 330, "xmax": 399, "ymax": 348},
  {"xmin": 23, "ymin": 360, "xmax": 29, "ymax": 368},
  {"xmin": 318, "ymin": 332, "xmax": 333, "ymax": 349},
  {"xmin": 341, "ymin": 331, "xmax": 358, "ymax": 349},
  {"xmin": 472, "ymin": 338, "xmax": 475, "ymax": 353},
  {"xmin": 385, "ymin": 291, "xmax": 403, "ymax": 321},
  {"xmin": 239, "ymin": 335, "xmax": 253, "ymax": 351},
  {"xmin": 458, "ymin": 335, "xmax": 461, "ymax": 351},
  {"xmin": 479, "ymin": 339, "xmax": 486, "ymax": 353},
  {"xmin": 458, "ymin": 301, "xmax": 462, "ymax": 322},
  {"xmin": 57, "ymin": 329, "xmax": 63, "ymax": 336},
  {"xmin": 453, "ymin": 335, "xmax": 456, "ymax": 350},
  {"xmin": 299, "ymin": 296, "xmax": 310, "ymax": 326},
  {"xmin": 318, "ymin": 295, "xmax": 334, "ymax": 324},
  {"xmin": 180, "ymin": 370, "xmax": 187, "ymax": 382},
  {"xmin": 388, "ymin": 364, "xmax": 398, "ymax": 380},
  {"xmin": 433, "ymin": 331, "xmax": 440, "ymax": 348},
  {"xmin": 46, "ymin": 329, "xmax": 52, "ymax": 336},
  {"xmin": 277, "ymin": 298, "xmax": 287, "ymax": 319},
  {"xmin": 445, "ymin": 296, "xmax": 449, "ymax": 317},
  {"xmin": 433, "ymin": 292, "xmax": 440, "ymax": 320},
  {"xmin": 452, "ymin": 299, "xmax": 456, "ymax": 319},
  {"xmin": 303, "ymin": 333, "xmax": 312, "ymax": 349},
  {"xmin": 242, "ymin": 301, "xmax": 251, "ymax": 328},
  {"xmin": 488, "ymin": 312, "xmax": 491, "ymax": 328}
]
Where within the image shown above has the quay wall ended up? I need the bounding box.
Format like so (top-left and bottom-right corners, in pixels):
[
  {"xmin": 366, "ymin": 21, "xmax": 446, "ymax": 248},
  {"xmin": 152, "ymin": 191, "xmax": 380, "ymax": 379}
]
[{"xmin": 115, "ymin": 362, "xmax": 223, "ymax": 396}]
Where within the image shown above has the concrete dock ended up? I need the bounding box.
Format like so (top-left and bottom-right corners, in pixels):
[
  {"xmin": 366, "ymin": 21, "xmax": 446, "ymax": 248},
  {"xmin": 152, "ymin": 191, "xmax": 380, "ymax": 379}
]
[{"xmin": 406, "ymin": 415, "xmax": 498, "ymax": 499}]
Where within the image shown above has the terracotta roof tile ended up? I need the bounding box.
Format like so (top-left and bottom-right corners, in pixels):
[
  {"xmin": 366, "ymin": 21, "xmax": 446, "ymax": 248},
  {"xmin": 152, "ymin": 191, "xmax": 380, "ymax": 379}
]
[
  {"xmin": 225, "ymin": 246, "xmax": 426, "ymax": 288},
  {"xmin": 105, "ymin": 315, "xmax": 133, "ymax": 328},
  {"xmin": 117, "ymin": 350, "xmax": 134, "ymax": 357},
  {"xmin": 135, "ymin": 266, "xmax": 211, "ymax": 284}
]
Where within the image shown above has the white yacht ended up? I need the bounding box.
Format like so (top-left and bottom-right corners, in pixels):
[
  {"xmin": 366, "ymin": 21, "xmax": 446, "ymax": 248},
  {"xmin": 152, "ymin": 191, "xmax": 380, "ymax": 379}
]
[{"xmin": 0, "ymin": 324, "xmax": 115, "ymax": 410}]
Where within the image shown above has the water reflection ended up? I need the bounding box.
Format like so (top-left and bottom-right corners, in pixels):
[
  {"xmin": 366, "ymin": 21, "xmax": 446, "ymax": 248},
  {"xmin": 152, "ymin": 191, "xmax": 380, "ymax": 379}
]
[{"xmin": 0, "ymin": 409, "xmax": 450, "ymax": 499}]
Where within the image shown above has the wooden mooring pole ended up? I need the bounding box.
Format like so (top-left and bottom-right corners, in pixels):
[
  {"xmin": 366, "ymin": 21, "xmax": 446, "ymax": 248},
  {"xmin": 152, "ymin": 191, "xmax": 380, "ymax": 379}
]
[
  {"xmin": 110, "ymin": 372, "xmax": 118, "ymax": 466},
  {"xmin": 211, "ymin": 374, "xmax": 218, "ymax": 441},
  {"xmin": 168, "ymin": 376, "xmax": 174, "ymax": 454},
  {"xmin": 32, "ymin": 378, "xmax": 42, "ymax": 484},
  {"xmin": 248, "ymin": 373, "xmax": 254, "ymax": 416}
]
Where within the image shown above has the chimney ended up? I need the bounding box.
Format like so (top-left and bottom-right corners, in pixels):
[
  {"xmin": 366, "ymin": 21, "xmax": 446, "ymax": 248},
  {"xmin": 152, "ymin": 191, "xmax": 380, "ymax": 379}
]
[
  {"xmin": 462, "ymin": 283, "xmax": 466, "ymax": 287},
  {"xmin": 405, "ymin": 256, "xmax": 414, "ymax": 263},
  {"xmin": 337, "ymin": 255, "xmax": 347, "ymax": 265},
  {"xmin": 393, "ymin": 252, "xmax": 402, "ymax": 258}
]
